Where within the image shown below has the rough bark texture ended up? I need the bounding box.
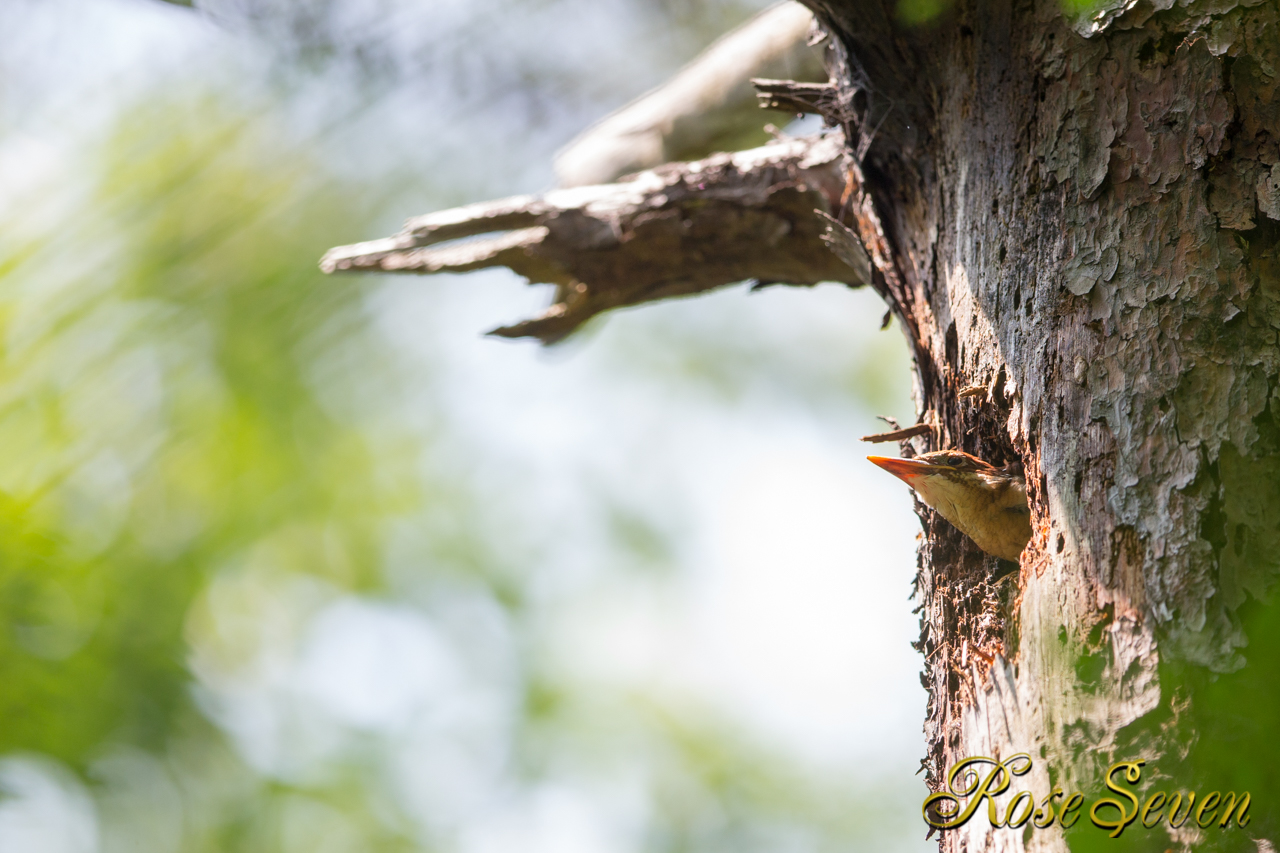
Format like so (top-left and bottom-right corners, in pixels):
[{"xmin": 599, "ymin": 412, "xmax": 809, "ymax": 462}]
[
  {"xmin": 322, "ymin": 135, "xmax": 871, "ymax": 342},
  {"xmin": 553, "ymin": 0, "xmax": 826, "ymax": 187},
  {"xmin": 322, "ymin": 1, "xmax": 1280, "ymax": 848},
  {"xmin": 804, "ymin": 0, "xmax": 1280, "ymax": 850}
]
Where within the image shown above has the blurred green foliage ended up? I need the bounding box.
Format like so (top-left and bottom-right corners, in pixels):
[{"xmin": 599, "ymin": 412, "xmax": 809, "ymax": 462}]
[
  {"xmin": 893, "ymin": 0, "xmax": 1114, "ymax": 28},
  {"xmin": 1057, "ymin": 0, "xmax": 1109, "ymax": 18},
  {"xmin": 0, "ymin": 93, "xmax": 435, "ymax": 846},
  {"xmin": 0, "ymin": 78, "xmax": 927, "ymax": 850},
  {"xmin": 896, "ymin": 0, "xmax": 952, "ymax": 26}
]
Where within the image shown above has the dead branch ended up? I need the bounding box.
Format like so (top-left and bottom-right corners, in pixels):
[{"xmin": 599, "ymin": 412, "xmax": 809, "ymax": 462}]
[
  {"xmin": 321, "ymin": 134, "xmax": 873, "ymax": 344},
  {"xmin": 752, "ymin": 78, "xmax": 839, "ymax": 119},
  {"xmin": 552, "ymin": 1, "xmax": 825, "ymax": 188},
  {"xmin": 861, "ymin": 424, "xmax": 933, "ymax": 443}
]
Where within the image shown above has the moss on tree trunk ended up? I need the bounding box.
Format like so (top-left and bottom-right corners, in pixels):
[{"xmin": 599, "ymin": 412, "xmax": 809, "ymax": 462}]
[{"xmin": 810, "ymin": 0, "xmax": 1280, "ymax": 849}]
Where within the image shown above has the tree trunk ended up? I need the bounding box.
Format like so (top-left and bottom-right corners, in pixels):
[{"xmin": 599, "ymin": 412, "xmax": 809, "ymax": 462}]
[
  {"xmin": 808, "ymin": 0, "xmax": 1280, "ymax": 850},
  {"xmin": 324, "ymin": 1, "xmax": 1280, "ymax": 848}
]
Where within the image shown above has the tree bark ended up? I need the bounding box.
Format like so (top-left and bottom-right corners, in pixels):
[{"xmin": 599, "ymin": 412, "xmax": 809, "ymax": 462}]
[
  {"xmin": 806, "ymin": 0, "xmax": 1280, "ymax": 850},
  {"xmin": 324, "ymin": 1, "xmax": 1280, "ymax": 848},
  {"xmin": 322, "ymin": 135, "xmax": 871, "ymax": 343},
  {"xmin": 552, "ymin": 1, "xmax": 827, "ymax": 187}
]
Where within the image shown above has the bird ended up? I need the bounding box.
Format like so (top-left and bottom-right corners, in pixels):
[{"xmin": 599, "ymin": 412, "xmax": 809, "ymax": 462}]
[{"xmin": 867, "ymin": 450, "xmax": 1031, "ymax": 562}]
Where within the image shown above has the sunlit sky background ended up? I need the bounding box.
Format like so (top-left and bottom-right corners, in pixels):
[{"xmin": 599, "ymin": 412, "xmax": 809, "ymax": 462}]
[{"xmin": 0, "ymin": 0, "xmax": 930, "ymax": 850}]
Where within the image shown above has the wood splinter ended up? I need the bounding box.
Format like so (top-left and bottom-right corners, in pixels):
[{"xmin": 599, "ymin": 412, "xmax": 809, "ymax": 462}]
[
  {"xmin": 860, "ymin": 423, "xmax": 932, "ymax": 443},
  {"xmin": 320, "ymin": 136, "xmax": 873, "ymax": 345}
]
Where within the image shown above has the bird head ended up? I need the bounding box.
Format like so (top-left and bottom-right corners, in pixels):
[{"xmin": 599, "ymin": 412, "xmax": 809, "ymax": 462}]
[{"xmin": 868, "ymin": 450, "xmax": 1031, "ymax": 562}]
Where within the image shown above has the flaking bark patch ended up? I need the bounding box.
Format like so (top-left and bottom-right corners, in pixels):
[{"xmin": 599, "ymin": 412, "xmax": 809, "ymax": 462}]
[
  {"xmin": 322, "ymin": 135, "xmax": 868, "ymax": 343},
  {"xmin": 810, "ymin": 0, "xmax": 1280, "ymax": 848}
]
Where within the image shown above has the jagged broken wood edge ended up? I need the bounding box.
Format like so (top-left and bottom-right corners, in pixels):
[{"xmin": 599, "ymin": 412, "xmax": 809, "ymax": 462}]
[
  {"xmin": 753, "ymin": 78, "xmax": 841, "ymax": 121},
  {"xmin": 320, "ymin": 134, "xmax": 873, "ymax": 344},
  {"xmin": 552, "ymin": 1, "xmax": 826, "ymax": 187}
]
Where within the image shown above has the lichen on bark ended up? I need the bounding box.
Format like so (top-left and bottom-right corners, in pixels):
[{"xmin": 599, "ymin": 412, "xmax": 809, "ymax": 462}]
[
  {"xmin": 809, "ymin": 0, "xmax": 1280, "ymax": 849},
  {"xmin": 320, "ymin": 0, "xmax": 1280, "ymax": 847}
]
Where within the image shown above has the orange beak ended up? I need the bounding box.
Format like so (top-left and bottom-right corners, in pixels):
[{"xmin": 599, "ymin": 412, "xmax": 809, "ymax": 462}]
[{"xmin": 867, "ymin": 455, "xmax": 937, "ymax": 485}]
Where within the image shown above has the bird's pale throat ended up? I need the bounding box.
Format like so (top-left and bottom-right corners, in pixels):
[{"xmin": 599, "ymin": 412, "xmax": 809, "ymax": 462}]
[{"xmin": 868, "ymin": 450, "xmax": 1031, "ymax": 562}]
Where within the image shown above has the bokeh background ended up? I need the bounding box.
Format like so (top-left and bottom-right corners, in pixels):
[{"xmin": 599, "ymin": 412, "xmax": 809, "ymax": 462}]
[{"xmin": 0, "ymin": 1, "xmax": 931, "ymax": 850}]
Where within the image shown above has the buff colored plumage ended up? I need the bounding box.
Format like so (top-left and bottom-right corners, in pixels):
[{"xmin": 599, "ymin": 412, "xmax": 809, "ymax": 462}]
[{"xmin": 868, "ymin": 450, "xmax": 1031, "ymax": 561}]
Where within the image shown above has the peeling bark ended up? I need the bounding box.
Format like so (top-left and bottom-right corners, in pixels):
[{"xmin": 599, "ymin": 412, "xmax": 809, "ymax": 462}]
[
  {"xmin": 323, "ymin": 0, "xmax": 1280, "ymax": 848},
  {"xmin": 322, "ymin": 135, "xmax": 871, "ymax": 342},
  {"xmin": 552, "ymin": 1, "xmax": 826, "ymax": 187},
  {"xmin": 805, "ymin": 0, "xmax": 1280, "ymax": 850}
]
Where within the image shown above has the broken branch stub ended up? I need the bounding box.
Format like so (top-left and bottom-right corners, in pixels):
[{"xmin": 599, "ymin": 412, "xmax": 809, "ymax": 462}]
[
  {"xmin": 752, "ymin": 78, "xmax": 840, "ymax": 120},
  {"xmin": 552, "ymin": 1, "xmax": 826, "ymax": 187},
  {"xmin": 320, "ymin": 134, "xmax": 873, "ymax": 344}
]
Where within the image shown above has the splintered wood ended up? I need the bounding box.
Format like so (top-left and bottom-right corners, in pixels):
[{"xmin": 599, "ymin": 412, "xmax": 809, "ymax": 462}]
[{"xmin": 321, "ymin": 135, "xmax": 872, "ymax": 343}]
